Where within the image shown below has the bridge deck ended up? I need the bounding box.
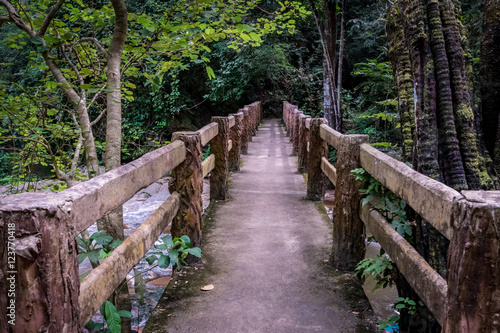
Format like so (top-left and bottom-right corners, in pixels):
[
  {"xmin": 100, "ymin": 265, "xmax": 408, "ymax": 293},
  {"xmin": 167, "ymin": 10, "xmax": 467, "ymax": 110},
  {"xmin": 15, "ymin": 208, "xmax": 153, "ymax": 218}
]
[{"xmin": 144, "ymin": 119, "xmax": 375, "ymax": 332}]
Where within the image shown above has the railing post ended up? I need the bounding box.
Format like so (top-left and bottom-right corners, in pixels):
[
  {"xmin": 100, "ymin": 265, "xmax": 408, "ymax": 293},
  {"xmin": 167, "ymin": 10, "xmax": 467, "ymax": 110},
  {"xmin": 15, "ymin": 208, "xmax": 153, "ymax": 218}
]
[
  {"xmin": 0, "ymin": 199, "xmax": 81, "ymax": 332},
  {"xmin": 252, "ymin": 104, "xmax": 258, "ymax": 135},
  {"xmin": 229, "ymin": 112, "xmax": 243, "ymax": 171},
  {"xmin": 443, "ymin": 191, "xmax": 500, "ymax": 332},
  {"xmin": 306, "ymin": 118, "xmax": 328, "ymax": 200},
  {"xmin": 298, "ymin": 114, "xmax": 310, "ymax": 173},
  {"xmin": 210, "ymin": 117, "xmax": 230, "ymax": 200},
  {"xmin": 289, "ymin": 107, "xmax": 295, "ymax": 142},
  {"xmin": 241, "ymin": 108, "xmax": 250, "ymax": 154},
  {"xmin": 168, "ymin": 131, "xmax": 203, "ymax": 247},
  {"xmin": 244, "ymin": 107, "xmax": 253, "ymax": 143},
  {"xmin": 292, "ymin": 109, "xmax": 302, "ymax": 156},
  {"xmin": 283, "ymin": 102, "xmax": 290, "ymax": 135},
  {"xmin": 257, "ymin": 101, "xmax": 262, "ymax": 126},
  {"xmin": 331, "ymin": 134, "xmax": 370, "ymax": 271}
]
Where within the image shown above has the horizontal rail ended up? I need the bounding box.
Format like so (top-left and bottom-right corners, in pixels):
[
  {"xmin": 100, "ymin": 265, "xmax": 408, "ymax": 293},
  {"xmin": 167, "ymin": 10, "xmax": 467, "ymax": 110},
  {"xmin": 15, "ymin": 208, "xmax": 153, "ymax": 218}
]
[
  {"xmin": 69, "ymin": 140, "xmax": 185, "ymax": 234},
  {"xmin": 79, "ymin": 192, "xmax": 181, "ymax": 326},
  {"xmin": 228, "ymin": 139, "xmax": 233, "ymax": 152},
  {"xmin": 202, "ymin": 154, "xmax": 215, "ymax": 178},
  {"xmin": 305, "ymin": 118, "xmax": 311, "ymax": 129},
  {"xmin": 321, "ymin": 157, "xmax": 337, "ymax": 186},
  {"xmin": 228, "ymin": 115, "xmax": 235, "ymax": 128},
  {"xmin": 360, "ymin": 203, "xmax": 447, "ymax": 325},
  {"xmin": 360, "ymin": 143, "xmax": 460, "ymax": 240},
  {"xmin": 198, "ymin": 122, "xmax": 219, "ymax": 146},
  {"xmin": 319, "ymin": 124, "xmax": 342, "ymax": 149}
]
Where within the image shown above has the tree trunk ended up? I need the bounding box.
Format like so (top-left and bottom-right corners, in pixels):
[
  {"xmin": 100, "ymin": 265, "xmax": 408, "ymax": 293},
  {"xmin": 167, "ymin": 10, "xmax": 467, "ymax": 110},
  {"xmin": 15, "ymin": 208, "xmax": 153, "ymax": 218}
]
[
  {"xmin": 385, "ymin": 0, "xmax": 500, "ymax": 329},
  {"xmin": 323, "ymin": 0, "xmax": 339, "ymax": 130},
  {"xmin": 104, "ymin": 1, "xmax": 130, "ymax": 331},
  {"xmin": 480, "ymin": 0, "xmax": 500, "ymax": 175},
  {"xmin": 336, "ymin": 6, "xmax": 344, "ymax": 126},
  {"xmin": 386, "ymin": 4, "xmax": 415, "ymax": 163},
  {"xmin": 308, "ymin": 0, "xmax": 339, "ymax": 130}
]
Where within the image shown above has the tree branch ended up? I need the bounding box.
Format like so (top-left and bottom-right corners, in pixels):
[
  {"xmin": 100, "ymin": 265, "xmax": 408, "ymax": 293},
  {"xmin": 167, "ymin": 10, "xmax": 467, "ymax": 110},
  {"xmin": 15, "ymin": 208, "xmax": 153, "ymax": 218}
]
[
  {"xmin": 0, "ymin": 0, "xmax": 35, "ymax": 37},
  {"xmin": 38, "ymin": 0, "xmax": 65, "ymax": 37},
  {"xmin": 69, "ymin": 133, "xmax": 83, "ymax": 177},
  {"xmin": 90, "ymin": 108, "xmax": 106, "ymax": 127},
  {"xmin": 69, "ymin": 37, "xmax": 109, "ymax": 59}
]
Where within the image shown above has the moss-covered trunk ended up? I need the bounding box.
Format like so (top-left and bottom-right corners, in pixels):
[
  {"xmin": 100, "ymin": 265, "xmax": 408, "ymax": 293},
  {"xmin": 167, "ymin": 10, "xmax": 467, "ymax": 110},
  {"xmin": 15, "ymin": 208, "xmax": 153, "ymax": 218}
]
[
  {"xmin": 480, "ymin": 0, "xmax": 500, "ymax": 175},
  {"xmin": 386, "ymin": 5, "xmax": 415, "ymax": 163},
  {"xmin": 385, "ymin": 0, "xmax": 499, "ymax": 330}
]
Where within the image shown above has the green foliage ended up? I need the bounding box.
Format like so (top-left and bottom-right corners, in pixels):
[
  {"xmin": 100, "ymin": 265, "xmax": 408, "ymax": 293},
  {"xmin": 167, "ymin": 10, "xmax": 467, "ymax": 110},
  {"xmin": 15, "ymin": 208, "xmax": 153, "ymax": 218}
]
[
  {"xmin": 377, "ymin": 297, "xmax": 417, "ymax": 332},
  {"xmin": 343, "ymin": 59, "xmax": 400, "ymax": 147},
  {"xmin": 353, "ymin": 167, "xmax": 413, "ymax": 296},
  {"xmin": 86, "ymin": 301, "xmax": 132, "ymax": 333},
  {"xmin": 378, "ymin": 315, "xmax": 399, "ymax": 332},
  {"xmin": 77, "ymin": 231, "xmax": 123, "ymax": 277},
  {"xmin": 146, "ymin": 235, "xmax": 202, "ymax": 271},
  {"xmin": 0, "ymin": 149, "xmax": 13, "ymax": 185},
  {"xmin": 355, "ymin": 251, "xmax": 394, "ymax": 291},
  {"xmin": 202, "ymin": 144, "xmax": 211, "ymax": 161},
  {"xmin": 0, "ymin": 0, "xmax": 311, "ymax": 187},
  {"xmin": 351, "ymin": 168, "xmax": 412, "ymax": 239}
]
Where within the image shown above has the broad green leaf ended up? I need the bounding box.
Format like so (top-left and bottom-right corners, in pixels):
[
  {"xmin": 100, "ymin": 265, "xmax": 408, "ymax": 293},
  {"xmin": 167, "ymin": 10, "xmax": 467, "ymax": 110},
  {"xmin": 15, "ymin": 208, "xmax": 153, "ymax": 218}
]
[
  {"xmin": 186, "ymin": 247, "xmax": 202, "ymax": 258},
  {"xmin": 157, "ymin": 254, "xmax": 170, "ymax": 268},
  {"xmin": 104, "ymin": 301, "xmax": 121, "ymax": 333}
]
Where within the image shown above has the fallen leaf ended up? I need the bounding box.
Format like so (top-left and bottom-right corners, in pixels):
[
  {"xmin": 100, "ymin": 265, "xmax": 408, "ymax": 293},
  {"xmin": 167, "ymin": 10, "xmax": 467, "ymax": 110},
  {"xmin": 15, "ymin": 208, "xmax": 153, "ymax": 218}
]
[{"xmin": 201, "ymin": 284, "xmax": 214, "ymax": 291}]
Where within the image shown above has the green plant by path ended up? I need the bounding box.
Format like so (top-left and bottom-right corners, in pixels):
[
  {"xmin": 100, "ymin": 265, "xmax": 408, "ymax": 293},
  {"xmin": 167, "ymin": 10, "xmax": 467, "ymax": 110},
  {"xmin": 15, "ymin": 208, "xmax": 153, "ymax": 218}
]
[
  {"xmin": 351, "ymin": 167, "xmax": 412, "ymax": 239},
  {"xmin": 78, "ymin": 231, "xmax": 201, "ymax": 332},
  {"xmin": 377, "ymin": 297, "xmax": 417, "ymax": 332},
  {"xmin": 146, "ymin": 234, "xmax": 202, "ymax": 270}
]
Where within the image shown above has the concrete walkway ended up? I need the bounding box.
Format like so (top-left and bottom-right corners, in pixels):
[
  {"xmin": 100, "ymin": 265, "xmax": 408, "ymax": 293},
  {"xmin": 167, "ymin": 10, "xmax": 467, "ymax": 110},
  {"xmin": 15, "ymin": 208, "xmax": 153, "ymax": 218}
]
[{"xmin": 144, "ymin": 119, "xmax": 376, "ymax": 333}]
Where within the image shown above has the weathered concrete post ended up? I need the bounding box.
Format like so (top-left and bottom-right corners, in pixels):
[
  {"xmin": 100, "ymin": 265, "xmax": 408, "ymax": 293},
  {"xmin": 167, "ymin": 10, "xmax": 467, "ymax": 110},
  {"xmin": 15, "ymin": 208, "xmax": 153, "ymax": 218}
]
[
  {"xmin": 292, "ymin": 110, "xmax": 302, "ymax": 156},
  {"xmin": 283, "ymin": 102, "xmax": 290, "ymax": 135},
  {"xmin": 252, "ymin": 104, "xmax": 258, "ymax": 135},
  {"xmin": 306, "ymin": 118, "xmax": 328, "ymax": 200},
  {"xmin": 168, "ymin": 132, "xmax": 203, "ymax": 247},
  {"xmin": 298, "ymin": 115, "xmax": 310, "ymax": 173},
  {"xmin": 257, "ymin": 101, "xmax": 263, "ymax": 125},
  {"xmin": 241, "ymin": 109, "xmax": 250, "ymax": 154},
  {"xmin": 0, "ymin": 196, "xmax": 81, "ymax": 332},
  {"xmin": 443, "ymin": 191, "xmax": 500, "ymax": 332},
  {"xmin": 210, "ymin": 117, "xmax": 230, "ymax": 200},
  {"xmin": 244, "ymin": 107, "xmax": 253, "ymax": 143},
  {"xmin": 289, "ymin": 107, "xmax": 296, "ymax": 142},
  {"xmin": 229, "ymin": 112, "xmax": 243, "ymax": 171},
  {"xmin": 331, "ymin": 134, "xmax": 370, "ymax": 271}
]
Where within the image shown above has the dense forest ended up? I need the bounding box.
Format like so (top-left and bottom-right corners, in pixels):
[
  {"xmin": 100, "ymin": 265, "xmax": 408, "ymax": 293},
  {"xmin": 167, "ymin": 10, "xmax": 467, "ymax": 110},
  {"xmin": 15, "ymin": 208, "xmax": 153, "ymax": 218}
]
[{"xmin": 1, "ymin": 0, "xmax": 498, "ymax": 332}]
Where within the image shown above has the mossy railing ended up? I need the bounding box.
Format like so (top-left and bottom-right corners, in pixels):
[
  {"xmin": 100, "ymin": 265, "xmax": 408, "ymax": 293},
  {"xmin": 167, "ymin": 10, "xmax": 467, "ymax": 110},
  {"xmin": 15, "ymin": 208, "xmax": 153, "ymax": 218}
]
[
  {"xmin": 0, "ymin": 102, "xmax": 262, "ymax": 332},
  {"xmin": 283, "ymin": 101, "xmax": 500, "ymax": 332}
]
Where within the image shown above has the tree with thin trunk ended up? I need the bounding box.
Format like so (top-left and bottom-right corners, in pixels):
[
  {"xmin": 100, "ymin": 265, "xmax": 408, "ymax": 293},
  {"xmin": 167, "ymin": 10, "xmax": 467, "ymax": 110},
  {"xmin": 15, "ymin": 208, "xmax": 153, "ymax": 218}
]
[
  {"xmin": 0, "ymin": 0, "xmax": 132, "ymax": 330},
  {"xmin": 308, "ymin": 0, "xmax": 341, "ymax": 131}
]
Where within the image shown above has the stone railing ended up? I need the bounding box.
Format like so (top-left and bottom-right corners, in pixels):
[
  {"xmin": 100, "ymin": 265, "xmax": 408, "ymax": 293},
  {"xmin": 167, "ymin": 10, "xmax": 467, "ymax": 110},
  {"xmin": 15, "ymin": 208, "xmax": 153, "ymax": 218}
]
[
  {"xmin": 283, "ymin": 101, "xmax": 500, "ymax": 332},
  {"xmin": 0, "ymin": 102, "xmax": 262, "ymax": 332}
]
